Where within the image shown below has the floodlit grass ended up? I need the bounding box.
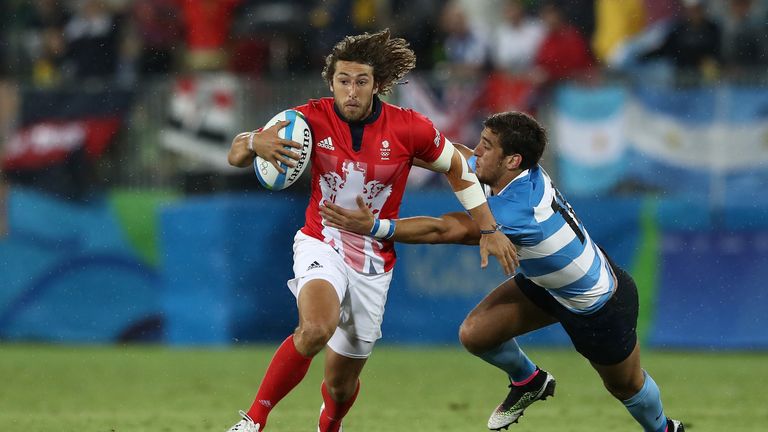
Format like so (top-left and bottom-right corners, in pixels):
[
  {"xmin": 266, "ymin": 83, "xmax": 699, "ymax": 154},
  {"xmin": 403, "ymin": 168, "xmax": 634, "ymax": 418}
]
[{"xmin": 1, "ymin": 344, "xmax": 767, "ymax": 431}]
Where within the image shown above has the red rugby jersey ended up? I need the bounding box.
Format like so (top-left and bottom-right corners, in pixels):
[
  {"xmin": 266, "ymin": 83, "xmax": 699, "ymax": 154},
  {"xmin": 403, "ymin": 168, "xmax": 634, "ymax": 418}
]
[{"xmin": 295, "ymin": 97, "xmax": 447, "ymax": 275}]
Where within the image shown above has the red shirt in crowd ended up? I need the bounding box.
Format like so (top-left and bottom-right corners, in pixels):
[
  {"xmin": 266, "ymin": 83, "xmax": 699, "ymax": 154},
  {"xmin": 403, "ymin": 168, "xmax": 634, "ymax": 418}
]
[
  {"xmin": 535, "ymin": 24, "xmax": 594, "ymax": 81},
  {"xmin": 176, "ymin": 0, "xmax": 241, "ymax": 50}
]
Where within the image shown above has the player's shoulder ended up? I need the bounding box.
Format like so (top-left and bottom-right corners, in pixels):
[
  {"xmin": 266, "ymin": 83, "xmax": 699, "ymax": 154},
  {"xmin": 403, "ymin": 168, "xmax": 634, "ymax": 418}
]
[
  {"xmin": 489, "ymin": 191, "xmax": 531, "ymax": 218},
  {"xmin": 529, "ymin": 165, "xmax": 549, "ymax": 182},
  {"xmin": 382, "ymin": 103, "xmax": 440, "ymax": 148},
  {"xmin": 519, "ymin": 168, "xmax": 552, "ymax": 204},
  {"xmin": 489, "ymin": 194, "xmax": 533, "ymax": 235},
  {"xmin": 381, "ymin": 101, "xmax": 432, "ymax": 124}
]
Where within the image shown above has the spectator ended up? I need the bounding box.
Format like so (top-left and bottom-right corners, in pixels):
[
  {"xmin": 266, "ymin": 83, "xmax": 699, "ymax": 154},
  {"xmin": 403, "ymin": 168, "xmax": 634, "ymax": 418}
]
[
  {"xmin": 558, "ymin": 0, "xmax": 596, "ymax": 43},
  {"xmin": 0, "ymin": 79, "xmax": 18, "ymax": 175},
  {"xmin": 644, "ymin": 0, "xmax": 683, "ymax": 25},
  {"xmin": 229, "ymin": 1, "xmax": 319, "ymax": 76},
  {"xmin": 640, "ymin": 0, "xmax": 721, "ymax": 79},
  {"xmin": 309, "ymin": 0, "xmax": 392, "ymax": 70},
  {"xmin": 391, "ymin": 0, "xmax": 441, "ymax": 70},
  {"xmin": 62, "ymin": 0, "xmax": 123, "ymax": 82},
  {"xmin": 17, "ymin": 0, "xmax": 69, "ymax": 86},
  {"xmin": 592, "ymin": 0, "xmax": 646, "ymax": 65},
  {"xmin": 490, "ymin": 0, "xmax": 545, "ymax": 73},
  {"xmin": 0, "ymin": 1, "xmax": 6, "ymax": 73},
  {"xmin": 0, "ymin": 179, "xmax": 6, "ymax": 237},
  {"xmin": 35, "ymin": 27, "xmax": 68, "ymax": 86},
  {"xmin": 721, "ymin": 0, "xmax": 768, "ymax": 72},
  {"xmin": 532, "ymin": 1, "xmax": 594, "ymax": 84},
  {"xmin": 437, "ymin": 1, "xmax": 488, "ymax": 76},
  {"xmin": 176, "ymin": 0, "xmax": 242, "ymax": 71},
  {"xmin": 131, "ymin": 0, "xmax": 182, "ymax": 77}
]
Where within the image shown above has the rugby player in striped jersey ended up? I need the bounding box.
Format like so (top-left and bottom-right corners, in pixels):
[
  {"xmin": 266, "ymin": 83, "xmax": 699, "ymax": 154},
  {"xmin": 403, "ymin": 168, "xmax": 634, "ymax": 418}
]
[{"xmin": 321, "ymin": 111, "xmax": 684, "ymax": 432}]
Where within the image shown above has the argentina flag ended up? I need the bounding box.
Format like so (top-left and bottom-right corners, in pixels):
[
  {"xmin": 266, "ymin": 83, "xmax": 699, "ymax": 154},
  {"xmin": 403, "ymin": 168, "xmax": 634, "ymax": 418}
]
[
  {"xmin": 625, "ymin": 84, "xmax": 768, "ymax": 201},
  {"xmin": 554, "ymin": 84, "xmax": 628, "ymax": 197}
]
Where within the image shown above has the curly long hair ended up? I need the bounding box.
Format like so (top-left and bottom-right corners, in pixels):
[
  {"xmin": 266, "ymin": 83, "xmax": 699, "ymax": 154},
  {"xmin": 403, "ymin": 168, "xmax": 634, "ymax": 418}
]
[{"xmin": 321, "ymin": 29, "xmax": 416, "ymax": 95}]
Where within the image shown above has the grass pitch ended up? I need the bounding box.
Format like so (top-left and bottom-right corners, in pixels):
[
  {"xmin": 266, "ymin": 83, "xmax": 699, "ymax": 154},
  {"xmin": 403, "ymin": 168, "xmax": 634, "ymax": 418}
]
[{"xmin": 1, "ymin": 344, "xmax": 767, "ymax": 431}]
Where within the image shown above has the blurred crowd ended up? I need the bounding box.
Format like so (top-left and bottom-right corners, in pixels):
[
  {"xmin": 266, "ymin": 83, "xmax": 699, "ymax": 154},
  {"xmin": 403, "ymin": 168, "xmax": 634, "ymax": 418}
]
[
  {"xmin": 0, "ymin": 0, "xmax": 766, "ymax": 88},
  {"xmin": 0, "ymin": 0, "xmax": 765, "ymax": 198}
]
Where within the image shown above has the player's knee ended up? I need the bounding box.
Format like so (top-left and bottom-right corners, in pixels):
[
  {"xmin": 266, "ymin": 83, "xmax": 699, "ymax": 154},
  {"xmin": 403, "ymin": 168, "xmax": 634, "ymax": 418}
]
[
  {"xmin": 458, "ymin": 318, "xmax": 486, "ymax": 355},
  {"xmin": 603, "ymin": 376, "xmax": 644, "ymax": 401},
  {"xmin": 324, "ymin": 378, "xmax": 357, "ymax": 402},
  {"xmin": 294, "ymin": 322, "xmax": 335, "ymax": 356}
]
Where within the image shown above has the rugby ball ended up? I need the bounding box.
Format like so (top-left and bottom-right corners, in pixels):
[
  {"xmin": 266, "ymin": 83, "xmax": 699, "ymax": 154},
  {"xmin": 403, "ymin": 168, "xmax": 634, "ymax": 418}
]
[{"xmin": 253, "ymin": 109, "xmax": 313, "ymax": 190}]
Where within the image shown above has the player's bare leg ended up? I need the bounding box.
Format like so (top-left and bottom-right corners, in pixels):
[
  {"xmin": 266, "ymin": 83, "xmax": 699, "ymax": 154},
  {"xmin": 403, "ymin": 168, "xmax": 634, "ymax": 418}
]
[
  {"xmin": 318, "ymin": 349, "xmax": 367, "ymax": 432},
  {"xmin": 294, "ymin": 280, "xmax": 342, "ymax": 356},
  {"xmin": 232, "ymin": 280, "xmax": 340, "ymax": 431},
  {"xmin": 592, "ymin": 343, "xmax": 684, "ymax": 432},
  {"xmin": 591, "ymin": 342, "xmax": 645, "ymax": 401},
  {"xmin": 459, "ymin": 278, "xmax": 557, "ymax": 430},
  {"xmin": 460, "ymin": 278, "xmax": 556, "ymax": 351}
]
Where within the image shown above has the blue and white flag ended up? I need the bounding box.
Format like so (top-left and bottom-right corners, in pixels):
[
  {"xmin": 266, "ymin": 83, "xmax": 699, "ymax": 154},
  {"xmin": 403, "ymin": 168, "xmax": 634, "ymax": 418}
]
[
  {"xmin": 554, "ymin": 84, "xmax": 628, "ymax": 196},
  {"xmin": 625, "ymin": 85, "xmax": 768, "ymax": 199}
]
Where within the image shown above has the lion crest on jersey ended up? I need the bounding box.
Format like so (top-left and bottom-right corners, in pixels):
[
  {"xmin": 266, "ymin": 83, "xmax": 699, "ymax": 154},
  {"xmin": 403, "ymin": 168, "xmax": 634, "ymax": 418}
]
[{"xmin": 320, "ymin": 160, "xmax": 392, "ymax": 274}]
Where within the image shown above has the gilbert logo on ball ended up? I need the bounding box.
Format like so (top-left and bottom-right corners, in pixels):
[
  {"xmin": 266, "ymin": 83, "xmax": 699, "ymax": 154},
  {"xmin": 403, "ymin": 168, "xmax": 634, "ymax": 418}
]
[{"xmin": 254, "ymin": 109, "xmax": 313, "ymax": 190}]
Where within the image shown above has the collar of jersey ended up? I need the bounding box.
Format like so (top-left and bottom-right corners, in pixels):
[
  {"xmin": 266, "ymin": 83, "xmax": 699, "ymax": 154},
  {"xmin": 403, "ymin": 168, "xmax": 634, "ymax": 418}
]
[
  {"xmin": 496, "ymin": 168, "xmax": 531, "ymax": 197},
  {"xmin": 333, "ymin": 95, "xmax": 383, "ymax": 125}
]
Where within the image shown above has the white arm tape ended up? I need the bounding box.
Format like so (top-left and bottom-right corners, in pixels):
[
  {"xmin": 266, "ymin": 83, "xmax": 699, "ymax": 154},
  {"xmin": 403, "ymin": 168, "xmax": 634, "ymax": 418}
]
[
  {"xmin": 454, "ymin": 181, "xmax": 487, "ymax": 210},
  {"xmin": 452, "ymin": 148, "xmax": 486, "ymax": 210},
  {"xmin": 426, "ymin": 138, "xmax": 455, "ymax": 173},
  {"xmin": 457, "ymin": 148, "xmax": 479, "ymax": 183}
]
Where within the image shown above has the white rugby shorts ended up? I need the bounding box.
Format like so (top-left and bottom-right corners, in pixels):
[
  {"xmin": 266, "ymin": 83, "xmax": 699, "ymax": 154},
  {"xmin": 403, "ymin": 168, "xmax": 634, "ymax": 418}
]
[{"xmin": 287, "ymin": 230, "xmax": 392, "ymax": 358}]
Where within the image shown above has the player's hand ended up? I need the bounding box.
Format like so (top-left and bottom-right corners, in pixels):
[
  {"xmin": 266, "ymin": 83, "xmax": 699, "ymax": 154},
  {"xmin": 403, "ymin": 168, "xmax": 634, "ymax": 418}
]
[
  {"xmin": 249, "ymin": 120, "xmax": 303, "ymax": 174},
  {"xmin": 228, "ymin": 130, "xmax": 258, "ymax": 168},
  {"xmin": 320, "ymin": 196, "xmax": 375, "ymax": 235},
  {"xmin": 479, "ymin": 230, "xmax": 518, "ymax": 275}
]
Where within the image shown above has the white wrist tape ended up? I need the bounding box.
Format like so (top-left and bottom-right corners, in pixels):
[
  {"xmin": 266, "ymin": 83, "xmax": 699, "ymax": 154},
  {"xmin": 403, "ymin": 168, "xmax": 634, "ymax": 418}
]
[
  {"xmin": 247, "ymin": 127, "xmax": 263, "ymax": 153},
  {"xmin": 370, "ymin": 218, "xmax": 396, "ymax": 239},
  {"xmin": 454, "ymin": 182, "xmax": 487, "ymax": 210},
  {"xmin": 247, "ymin": 132, "xmax": 255, "ymax": 152}
]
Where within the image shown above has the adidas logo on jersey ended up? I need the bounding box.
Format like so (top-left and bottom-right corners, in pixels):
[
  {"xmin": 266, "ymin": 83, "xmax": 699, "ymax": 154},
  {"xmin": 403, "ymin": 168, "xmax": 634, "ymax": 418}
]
[
  {"xmin": 317, "ymin": 137, "xmax": 335, "ymax": 150},
  {"xmin": 307, "ymin": 261, "xmax": 323, "ymax": 271}
]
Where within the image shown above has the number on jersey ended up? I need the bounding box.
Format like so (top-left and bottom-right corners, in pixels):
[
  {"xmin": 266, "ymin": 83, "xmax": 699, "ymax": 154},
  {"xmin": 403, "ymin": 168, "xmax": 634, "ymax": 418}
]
[{"xmin": 550, "ymin": 184, "xmax": 585, "ymax": 243}]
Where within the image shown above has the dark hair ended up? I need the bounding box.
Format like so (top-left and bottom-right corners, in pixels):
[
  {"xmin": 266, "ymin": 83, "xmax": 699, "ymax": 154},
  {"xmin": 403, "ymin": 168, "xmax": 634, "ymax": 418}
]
[
  {"xmin": 321, "ymin": 29, "xmax": 416, "ymax": 95},
  {"xmin": 483, "ymin": 111, "xmax": 546, "ymax": 170}
]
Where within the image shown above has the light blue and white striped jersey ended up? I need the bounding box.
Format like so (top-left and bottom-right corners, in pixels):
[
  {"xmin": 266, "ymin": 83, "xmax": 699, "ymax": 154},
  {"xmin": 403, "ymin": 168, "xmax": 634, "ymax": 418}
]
[{"xmin": 471, "ymin": 158, "xmax": 616, "ymax": 314}]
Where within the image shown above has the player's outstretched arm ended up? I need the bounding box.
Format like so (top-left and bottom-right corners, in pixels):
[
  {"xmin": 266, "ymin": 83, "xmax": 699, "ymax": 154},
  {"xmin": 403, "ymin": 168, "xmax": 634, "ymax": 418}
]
[
  {"xmin": 428, "ymin": 146, "xmax": 518, "ymax": 274},
  {"xmin": 320, "ymin": 196, "xmax": 480, "ymax": 245},
  {"xmin": 227, "ymin": 120, "xmax": 301, "ymax": 171},
  {"xmin": 413, "ymin": 142, "xmax": 474, "ymax": 169}
]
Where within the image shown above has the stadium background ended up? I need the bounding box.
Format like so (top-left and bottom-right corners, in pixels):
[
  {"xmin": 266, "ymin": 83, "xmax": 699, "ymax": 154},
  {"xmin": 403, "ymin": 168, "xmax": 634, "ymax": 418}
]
[{"xmin": 1, "ymin": 0, "xmax": 767, "ymax": 430}]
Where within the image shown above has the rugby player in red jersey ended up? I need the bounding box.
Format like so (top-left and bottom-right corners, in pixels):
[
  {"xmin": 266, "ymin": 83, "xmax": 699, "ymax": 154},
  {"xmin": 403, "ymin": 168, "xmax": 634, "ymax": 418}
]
[{"xmin": 225, "ymin": 29, "xmax": 518, "ymax": 432}]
